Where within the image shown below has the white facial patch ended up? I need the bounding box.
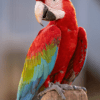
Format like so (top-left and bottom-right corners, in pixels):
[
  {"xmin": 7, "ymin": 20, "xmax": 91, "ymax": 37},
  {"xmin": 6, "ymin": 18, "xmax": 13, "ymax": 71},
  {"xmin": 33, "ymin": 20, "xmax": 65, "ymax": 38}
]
[
  {"xmin": 48, "ymin": 6, "xmax": 65, "ymax": 20},
  {"xmin": 45, "ymin": 0, "xmax": 65, "ymax": 20},
  {"xmin": 45, "ymin": 0, "xmax": 63, "ymax": 10}
]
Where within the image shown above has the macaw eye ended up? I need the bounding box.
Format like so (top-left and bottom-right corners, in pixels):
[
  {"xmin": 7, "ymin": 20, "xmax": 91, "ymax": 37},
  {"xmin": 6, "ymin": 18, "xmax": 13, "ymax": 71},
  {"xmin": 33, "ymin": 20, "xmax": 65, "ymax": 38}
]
[{"xmin": 53, "ymin": 0, "xmax": 60, "ymax": 2}]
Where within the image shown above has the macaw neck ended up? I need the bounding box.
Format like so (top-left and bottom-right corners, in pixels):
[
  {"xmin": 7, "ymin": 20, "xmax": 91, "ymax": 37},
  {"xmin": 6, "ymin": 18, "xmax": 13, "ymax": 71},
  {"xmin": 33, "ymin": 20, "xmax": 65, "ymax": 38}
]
[
  {"xmin": 48, "ymin": 19, "xmax": 78, "ymax": 34},
  {"xmin": 48, "ymin": 0, "xmax": 78, "ymax": 33}
]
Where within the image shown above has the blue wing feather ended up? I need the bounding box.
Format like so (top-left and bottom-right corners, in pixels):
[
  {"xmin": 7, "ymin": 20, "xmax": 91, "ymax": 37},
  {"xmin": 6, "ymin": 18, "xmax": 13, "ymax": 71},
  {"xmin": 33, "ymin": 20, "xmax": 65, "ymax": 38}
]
[{"xmin": 17, "ymin": 25, "xmax": 61, "ymax": 100}]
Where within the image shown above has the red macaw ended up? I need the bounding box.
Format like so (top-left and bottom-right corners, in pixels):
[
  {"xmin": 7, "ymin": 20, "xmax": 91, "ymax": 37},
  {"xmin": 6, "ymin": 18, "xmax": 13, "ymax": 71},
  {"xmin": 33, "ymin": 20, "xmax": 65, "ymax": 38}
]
[{"xmin": 17, "ymin": 0, "xmax": 87, "ymax": 100}]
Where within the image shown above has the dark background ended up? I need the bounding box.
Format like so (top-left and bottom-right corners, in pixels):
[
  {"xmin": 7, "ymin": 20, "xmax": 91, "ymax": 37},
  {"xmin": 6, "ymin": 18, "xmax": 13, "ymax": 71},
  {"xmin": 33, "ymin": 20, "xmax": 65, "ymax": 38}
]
[{"xmin": 0, "ymin": 0, "xmax": 100, "ymax": 100}]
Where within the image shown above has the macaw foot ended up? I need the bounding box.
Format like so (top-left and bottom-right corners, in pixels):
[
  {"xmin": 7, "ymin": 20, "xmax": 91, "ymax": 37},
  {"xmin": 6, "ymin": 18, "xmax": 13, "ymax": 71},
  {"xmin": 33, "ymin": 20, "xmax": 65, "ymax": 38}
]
[
  {"xmin": 37, "ymin": 82, "xmax": 66, "ymax": 100},
  {"xmin": 37, "ymin": 82, "xmax": 87, "ymax": 100},
  {"xmin": 56, "ymin": 82, "xmax": 87, "ymax": 92}
]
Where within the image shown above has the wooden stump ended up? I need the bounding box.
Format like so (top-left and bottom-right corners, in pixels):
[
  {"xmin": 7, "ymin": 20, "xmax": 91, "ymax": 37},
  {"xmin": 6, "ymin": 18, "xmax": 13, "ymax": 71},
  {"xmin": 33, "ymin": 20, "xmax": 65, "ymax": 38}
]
[{"xmin": 41, "ymin": 89, "xmax": 88, "ymax": 100}]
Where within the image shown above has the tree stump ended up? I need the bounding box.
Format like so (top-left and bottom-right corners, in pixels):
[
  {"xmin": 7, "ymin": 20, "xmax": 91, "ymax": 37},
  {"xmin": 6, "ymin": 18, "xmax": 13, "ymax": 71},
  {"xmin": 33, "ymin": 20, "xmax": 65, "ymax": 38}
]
[{"xmin": 41, "ymin": 89, "xmax": 88, "ymax": 100}]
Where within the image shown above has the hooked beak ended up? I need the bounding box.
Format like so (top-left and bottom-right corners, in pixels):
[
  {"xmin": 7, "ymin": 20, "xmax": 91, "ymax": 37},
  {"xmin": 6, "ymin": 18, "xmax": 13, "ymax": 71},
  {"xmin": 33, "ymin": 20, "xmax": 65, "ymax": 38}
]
[
  {"xmin": 35, "ymin": 1, "xmax": 65, "ymax": 26},
  {"xmin": 35, "ymin": 1, "xmax": 56, "ymax": 26}
]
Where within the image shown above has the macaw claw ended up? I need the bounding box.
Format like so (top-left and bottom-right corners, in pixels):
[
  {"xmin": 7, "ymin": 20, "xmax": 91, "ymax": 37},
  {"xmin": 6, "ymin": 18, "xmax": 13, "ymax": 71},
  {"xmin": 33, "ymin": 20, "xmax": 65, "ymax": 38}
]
[
  {"xmin": 56, "ymin": 82, "xmax": 87, "ymax": 92},
  {"xmin": 37, "ymin": 82, "xmax": 66, "ymax": 100},
  {"xmin": 37, "ymin": 82, "xmax": 87, "ymax": 100}
]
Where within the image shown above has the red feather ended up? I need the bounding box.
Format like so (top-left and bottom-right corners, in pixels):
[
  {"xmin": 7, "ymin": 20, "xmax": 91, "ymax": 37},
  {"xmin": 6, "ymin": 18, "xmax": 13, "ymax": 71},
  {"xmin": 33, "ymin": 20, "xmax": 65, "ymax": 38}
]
[
  {"xmin": 38, "ymin": 0, "xmax": 87, "ymax": 88},
  {"xmin": 40, "ymin": 1, "xmax": 87, "ymax": 88}
]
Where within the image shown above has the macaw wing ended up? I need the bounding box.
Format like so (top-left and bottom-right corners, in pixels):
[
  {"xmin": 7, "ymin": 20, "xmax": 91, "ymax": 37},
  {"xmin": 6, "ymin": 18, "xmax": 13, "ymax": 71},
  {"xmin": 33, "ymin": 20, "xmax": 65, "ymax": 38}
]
[
  {"xmin": 17, "ymin": 25, "xmax": 61, "ymax": 100},
  {"xmin": 62, "ymin": 27, "xmax": 87, "ymax": 84}
]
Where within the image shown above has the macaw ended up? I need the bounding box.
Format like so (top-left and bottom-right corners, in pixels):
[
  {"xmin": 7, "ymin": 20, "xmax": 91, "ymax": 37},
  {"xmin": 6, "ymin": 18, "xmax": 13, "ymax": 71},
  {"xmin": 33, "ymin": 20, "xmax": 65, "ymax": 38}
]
[{"xmin": 16, "ymin": 0, "xmax": 87, "ymax": 100}]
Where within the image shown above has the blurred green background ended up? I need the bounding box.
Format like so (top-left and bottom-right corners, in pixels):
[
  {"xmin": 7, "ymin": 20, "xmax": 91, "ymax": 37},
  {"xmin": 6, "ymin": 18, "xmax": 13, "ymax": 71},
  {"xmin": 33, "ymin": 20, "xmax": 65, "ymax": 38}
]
[{"xmin": 0, "ymin": 0, "xmax": 100, "ymax": 100}]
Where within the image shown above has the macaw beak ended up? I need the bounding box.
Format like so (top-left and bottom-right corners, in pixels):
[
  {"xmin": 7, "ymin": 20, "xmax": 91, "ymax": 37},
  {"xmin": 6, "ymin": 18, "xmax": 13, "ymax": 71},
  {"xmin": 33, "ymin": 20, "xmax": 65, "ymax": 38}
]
[
  {"xmin": 35, "ymin": 1, "xmax": 65, "ymax": 26},
  {"xmin": 35, "ymin": 1, "xmax": 56, "ymax": 26}
]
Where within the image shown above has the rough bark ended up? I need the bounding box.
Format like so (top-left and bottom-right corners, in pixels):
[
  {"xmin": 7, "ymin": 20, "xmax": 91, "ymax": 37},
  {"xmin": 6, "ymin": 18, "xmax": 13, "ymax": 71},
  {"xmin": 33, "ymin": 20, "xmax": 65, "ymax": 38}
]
[{"xmin": 41, "ymin": 89, "xmax": 88, "ymax": 100}]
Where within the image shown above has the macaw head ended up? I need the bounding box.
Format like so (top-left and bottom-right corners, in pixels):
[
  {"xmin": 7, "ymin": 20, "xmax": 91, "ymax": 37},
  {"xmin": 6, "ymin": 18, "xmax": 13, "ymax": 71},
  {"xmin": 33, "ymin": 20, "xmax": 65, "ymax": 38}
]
[{"xmin": 35, "ymin": 0, "xmax": 77, "ymax": 28}]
